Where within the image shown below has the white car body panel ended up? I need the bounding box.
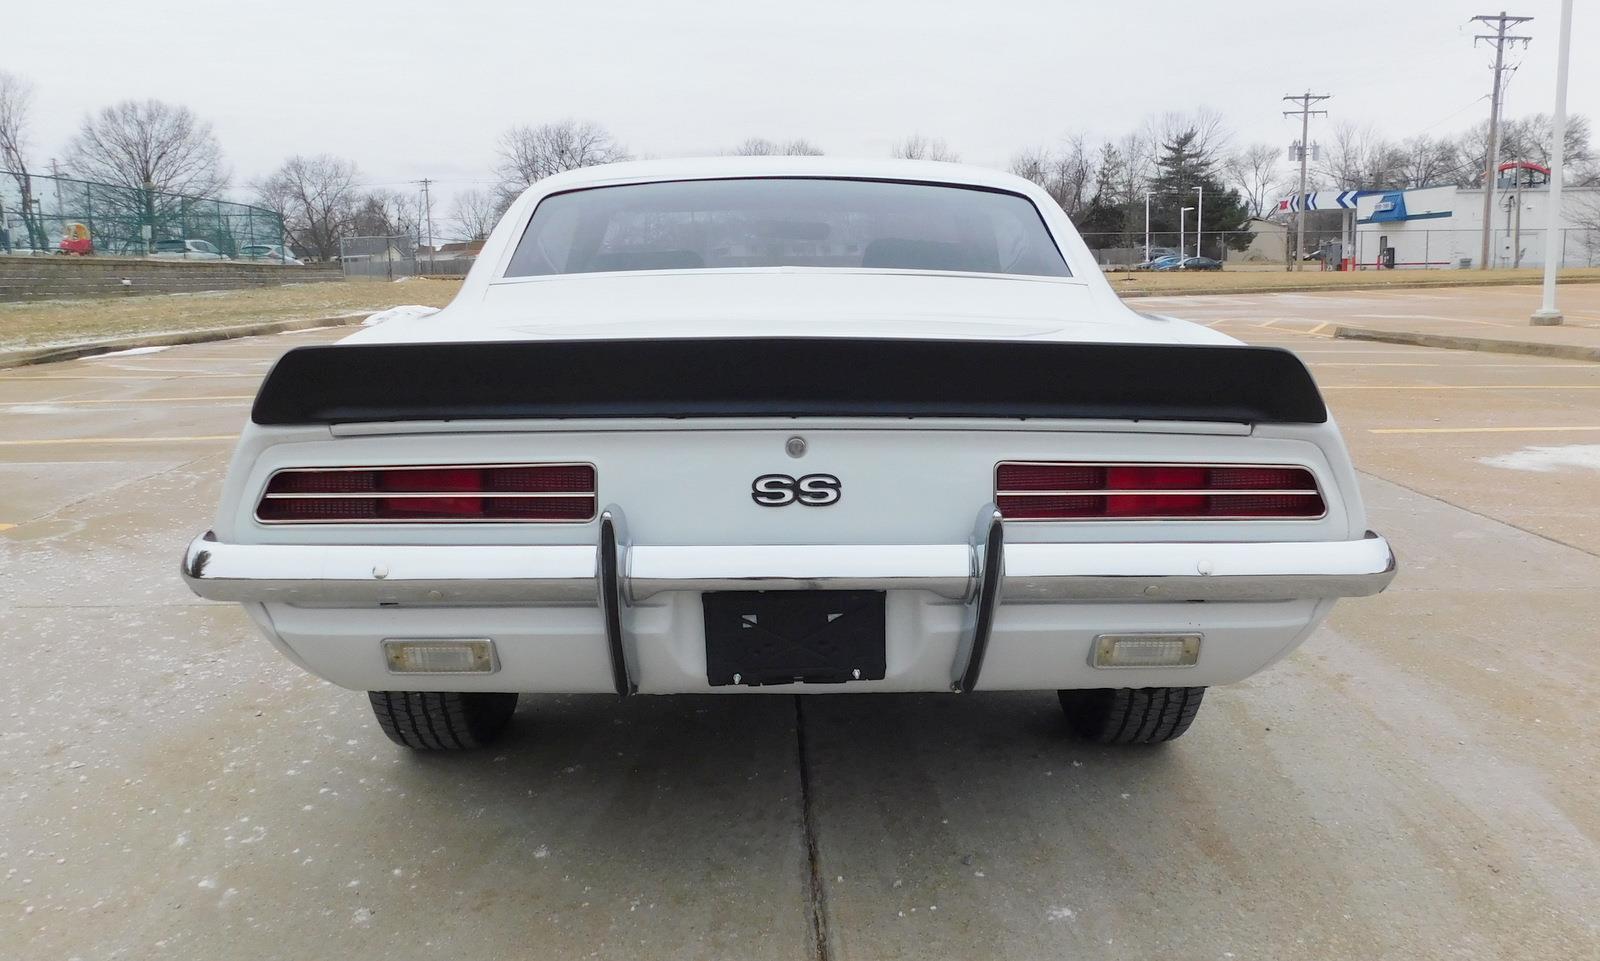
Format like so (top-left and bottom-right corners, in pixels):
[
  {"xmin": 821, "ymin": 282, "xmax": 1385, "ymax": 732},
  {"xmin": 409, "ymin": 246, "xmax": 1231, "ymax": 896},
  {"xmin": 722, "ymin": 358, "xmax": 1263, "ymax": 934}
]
[{"xmin": 183, "ymin": 157, "xmax": 1394, "ymax": 696}]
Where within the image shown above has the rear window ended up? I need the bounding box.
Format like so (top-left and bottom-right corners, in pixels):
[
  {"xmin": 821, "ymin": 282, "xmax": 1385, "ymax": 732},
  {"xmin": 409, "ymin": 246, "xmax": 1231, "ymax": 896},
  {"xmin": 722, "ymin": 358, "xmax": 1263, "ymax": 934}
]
[
  {"xmin": 503, "ymin": 178, "xmax": 1070, "ymax": 278},
  {"xmin": 154, "ymin": 239, "xmax": 186, "ymax": 251}
]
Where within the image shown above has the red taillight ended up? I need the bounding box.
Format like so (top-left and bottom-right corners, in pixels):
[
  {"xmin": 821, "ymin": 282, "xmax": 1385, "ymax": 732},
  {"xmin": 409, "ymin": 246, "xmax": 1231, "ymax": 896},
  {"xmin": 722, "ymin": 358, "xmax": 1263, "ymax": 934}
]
[
  {"xmin": 995, "ymin": 462, "xmax": 1324, "ymax": 520},
  {"xmin": 257, "ymin": 464, "xmax": 597, "ymax": 523}
]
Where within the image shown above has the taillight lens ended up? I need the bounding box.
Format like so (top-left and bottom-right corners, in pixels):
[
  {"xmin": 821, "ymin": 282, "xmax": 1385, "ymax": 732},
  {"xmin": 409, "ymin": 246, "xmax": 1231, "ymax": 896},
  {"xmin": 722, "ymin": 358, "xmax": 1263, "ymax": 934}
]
[
  {"xmin": 995, "ymin": 463, "xmax": 1324, "ymax": 520},
  {"xmin": 257, "ymin": 464, "xmax": 596, "ymax": 523}
]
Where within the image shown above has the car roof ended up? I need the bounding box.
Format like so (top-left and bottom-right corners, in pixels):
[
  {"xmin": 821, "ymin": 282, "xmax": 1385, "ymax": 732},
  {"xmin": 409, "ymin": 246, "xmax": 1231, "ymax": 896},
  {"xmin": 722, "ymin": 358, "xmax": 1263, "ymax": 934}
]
[{"xmin": 530, "ymin": 155, "xmax": 1044, "ymax": 195}]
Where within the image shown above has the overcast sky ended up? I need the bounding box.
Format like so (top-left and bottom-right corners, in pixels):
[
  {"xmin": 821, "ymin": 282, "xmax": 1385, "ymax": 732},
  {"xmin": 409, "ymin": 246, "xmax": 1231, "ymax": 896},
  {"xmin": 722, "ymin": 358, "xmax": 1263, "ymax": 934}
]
[{"xmin": 8, "ymin": 0, "xmax": 1594, "ymax": 206}]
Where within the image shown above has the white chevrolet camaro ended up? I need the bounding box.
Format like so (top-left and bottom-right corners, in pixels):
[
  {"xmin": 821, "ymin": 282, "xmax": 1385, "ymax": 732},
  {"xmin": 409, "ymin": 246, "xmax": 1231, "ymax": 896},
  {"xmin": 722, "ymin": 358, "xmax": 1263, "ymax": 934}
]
[{"xmin": 181, "ymin": 157, "xmax": 1396, "ymax": 750}]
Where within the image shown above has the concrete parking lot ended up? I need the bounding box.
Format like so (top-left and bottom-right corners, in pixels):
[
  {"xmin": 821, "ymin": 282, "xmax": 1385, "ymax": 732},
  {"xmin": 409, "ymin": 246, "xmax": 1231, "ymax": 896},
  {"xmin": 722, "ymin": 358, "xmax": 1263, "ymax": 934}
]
[{"xmin": 3, "ymin": 285, "xmax": 1599, "ymax": 960}]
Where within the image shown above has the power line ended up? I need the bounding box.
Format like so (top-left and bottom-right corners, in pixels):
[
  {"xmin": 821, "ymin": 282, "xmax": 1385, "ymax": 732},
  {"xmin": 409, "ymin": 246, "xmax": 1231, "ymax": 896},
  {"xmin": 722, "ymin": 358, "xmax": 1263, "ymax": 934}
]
[
  {"xmin": 1470, "ymin": 10, "xmax": 1533, "ymax": 270},
  {"xmin": 1282, "ymin": 91, "xmax": 1330, "ymax": 272}
]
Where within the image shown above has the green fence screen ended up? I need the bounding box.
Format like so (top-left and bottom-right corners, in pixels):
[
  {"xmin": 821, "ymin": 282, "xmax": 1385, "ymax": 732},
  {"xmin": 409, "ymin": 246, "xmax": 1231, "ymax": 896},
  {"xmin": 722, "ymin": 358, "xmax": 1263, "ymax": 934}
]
[{"xmin": 1, "ymin": 169, "xmax": 285, "ymax": 258}]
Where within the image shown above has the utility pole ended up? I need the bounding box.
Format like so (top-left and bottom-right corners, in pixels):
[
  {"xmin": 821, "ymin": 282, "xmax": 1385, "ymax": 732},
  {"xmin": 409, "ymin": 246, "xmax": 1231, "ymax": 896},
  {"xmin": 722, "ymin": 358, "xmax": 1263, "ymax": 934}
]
[
  {"xmin": 1472, "ymin": 11, "xmax": 1533, "ymax": 270},
  {"xmin": 1532, "ymin": 0, "xmax": 1572, "ymax": 325},
  {"xmin": 49, "ymin": 158, "xmax": 63, "ymax": 212},
  {"xmin": 1283, "ymin": 92, "xmax": 1330, "ymax": 271},
  {"xmin": 418, "ymin": 177, "xmax": 435, "ymax": 274}
]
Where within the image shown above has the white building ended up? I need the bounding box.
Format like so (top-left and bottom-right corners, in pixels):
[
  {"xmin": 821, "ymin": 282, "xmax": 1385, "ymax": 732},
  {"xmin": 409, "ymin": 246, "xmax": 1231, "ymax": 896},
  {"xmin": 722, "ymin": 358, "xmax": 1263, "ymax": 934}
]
[{"xmin": 1353, "ymin": 168, "xmax": 1600, "ymax": 269}]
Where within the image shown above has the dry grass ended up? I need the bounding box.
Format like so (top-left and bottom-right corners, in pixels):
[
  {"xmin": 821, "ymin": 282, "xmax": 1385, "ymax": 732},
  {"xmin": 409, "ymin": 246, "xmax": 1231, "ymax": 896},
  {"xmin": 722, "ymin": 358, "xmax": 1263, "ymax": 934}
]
[
  {"xmin": 1107, "ymin": 265, "xmax": 1600, "ymax": 297},
  {"xmin": 0, "ymin": 278, "xmax": 462, "ymax": 351},
  {"xmin": 5, "ymin": 268, "xmax": 1600, "ymax": 352}
]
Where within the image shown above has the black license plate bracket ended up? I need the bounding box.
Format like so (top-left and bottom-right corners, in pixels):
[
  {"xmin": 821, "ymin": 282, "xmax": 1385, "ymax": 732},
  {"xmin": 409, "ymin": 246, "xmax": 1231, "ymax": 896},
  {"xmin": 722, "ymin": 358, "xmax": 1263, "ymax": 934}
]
[{"xmin": 702, "ymin": 590, "xmax": 887, "ymax": 687}]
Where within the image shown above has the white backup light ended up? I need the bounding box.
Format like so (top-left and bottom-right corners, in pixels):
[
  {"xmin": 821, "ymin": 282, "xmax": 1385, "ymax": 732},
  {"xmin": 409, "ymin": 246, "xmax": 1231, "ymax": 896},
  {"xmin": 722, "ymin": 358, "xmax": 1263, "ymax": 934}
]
[
  {"xmin": 1092, "ymin": 633, "xmax": 1202, "ymax": 669},
  {"xmin": 383, "ymin": 639, "xmax": 498, "ymax": 674}
]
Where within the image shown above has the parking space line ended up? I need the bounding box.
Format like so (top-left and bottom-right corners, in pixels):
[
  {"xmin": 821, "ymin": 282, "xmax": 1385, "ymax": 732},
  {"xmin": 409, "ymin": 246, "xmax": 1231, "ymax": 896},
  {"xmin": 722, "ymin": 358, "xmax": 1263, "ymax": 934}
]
[
  {"xmin": 0, "ymin": 374, "xmax": 261, "ymax": 381},
  {"xmin": 0, "ymin": 395, "xmax": 253, "ymax": 407},
  {"xmin": 1310, "ymin": 362, "xmax": 1599, "ymax": 368},
  {"xmin": 1323, "ymin": 384, "xmax": 1600, "ymax": 390},
  {"xmin": 0, "ymin": 435, "xmax": 236, "ymax": 447},
  {"xmin": 1369, "ymin": 425, "xmax": 1600, "ymax": 434},
  {"xmin": 0, "ymin": 523, "xmax": 14, "ymax": 532}
]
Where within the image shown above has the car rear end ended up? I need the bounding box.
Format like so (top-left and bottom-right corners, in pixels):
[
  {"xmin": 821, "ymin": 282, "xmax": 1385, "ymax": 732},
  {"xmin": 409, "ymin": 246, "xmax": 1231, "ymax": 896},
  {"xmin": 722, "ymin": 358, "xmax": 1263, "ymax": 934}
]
[
  {"xmin": 177, "ymin": 160, "xmax": 1396, "ymax": 750},
  {"xmin": 182, "ymin": 336, "xmax": 1393, "ymax": 707}
]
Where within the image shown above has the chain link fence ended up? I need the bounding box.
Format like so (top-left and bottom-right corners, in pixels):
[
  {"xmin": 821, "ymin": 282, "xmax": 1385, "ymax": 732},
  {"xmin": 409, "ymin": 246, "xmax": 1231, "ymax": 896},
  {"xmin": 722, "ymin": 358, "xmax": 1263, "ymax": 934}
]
[
  {"xmin": 338, "ymin": 234, "xmax": 419, "ymax": 280},
  {"xmin": 1, "ymin": 169, "xmax": 287, "ymax": 260}
]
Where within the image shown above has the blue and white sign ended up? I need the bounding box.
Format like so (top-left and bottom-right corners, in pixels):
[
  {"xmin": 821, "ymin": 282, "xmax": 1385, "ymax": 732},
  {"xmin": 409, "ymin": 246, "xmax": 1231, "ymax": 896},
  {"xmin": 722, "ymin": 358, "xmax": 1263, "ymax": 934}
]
[{"xmin": 1279, "ymin": 190, "xmax": 1363, "ymax": 213}]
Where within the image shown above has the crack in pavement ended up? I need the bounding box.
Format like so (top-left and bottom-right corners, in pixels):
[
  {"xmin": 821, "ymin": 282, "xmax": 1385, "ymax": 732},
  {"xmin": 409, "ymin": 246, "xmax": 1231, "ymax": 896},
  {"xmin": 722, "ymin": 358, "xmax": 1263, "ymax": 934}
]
[
  {"xmin": 794, "ymin": 695, "xmax": 833, "ymax": 961},
  {"xmin": 1357, "ymin": 468, "xmax": 1600, "ymax": 560}
]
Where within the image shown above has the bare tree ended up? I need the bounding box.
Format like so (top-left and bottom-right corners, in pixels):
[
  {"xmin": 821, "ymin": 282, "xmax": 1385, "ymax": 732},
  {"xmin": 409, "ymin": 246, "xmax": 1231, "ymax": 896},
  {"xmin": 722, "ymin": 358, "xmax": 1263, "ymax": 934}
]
[
  {"xmin": 890, "ymin": 134, "xmax": 959, "ymax": 162},
  {"xmin": 449, "ymin": 188, "xmax": 500, "ymax": 241},
  {"xmin": 0, "ymin": 70, "xmax": 47, "ymax": 249},
  {"xmin": 252, "ymin": 155, "xmax": 361, "ymax": 261},
  {"xmin": 64, "ymin": 98, "xmax": 228, "ymax": 196},
  {"xmin": 1224, "ymin": 143, "xmax": 1285, "ymax": 218},
  {"xmin": 730, "ymin": 137, "xmax": 824, "ymax": 156},
  {"xmin": 1316, "ymin": 122, "xmax": 1404, "ymax": 191},
  {"xmin": 351, "ymin": 188, "xmax": 422, "ymax": 241},
  {"xmin": 1112, "ymin": 131, "xmax": 1155, "ymax": 208},
  {"xmin": 1010, "ymin": 135, "xmax": 1096, "ymax": 217},
  {"xmin": 1500, "ymin": 114, "xmax": 1596, "ymax": 186},
  {"xmin": 1393, "ymin": 134, "xmax": 1460, "ymax": 188},
  {"xmin": 495, "ymin": 119, "xmax": 627, "ymax": 203}
]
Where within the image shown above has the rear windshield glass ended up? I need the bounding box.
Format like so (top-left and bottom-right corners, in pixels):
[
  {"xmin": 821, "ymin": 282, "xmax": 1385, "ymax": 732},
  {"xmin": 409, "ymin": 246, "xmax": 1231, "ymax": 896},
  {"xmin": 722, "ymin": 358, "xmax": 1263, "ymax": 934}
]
[{"xmin": 503, "ymin": 178, "xmax": 1070, "ymax": 278}]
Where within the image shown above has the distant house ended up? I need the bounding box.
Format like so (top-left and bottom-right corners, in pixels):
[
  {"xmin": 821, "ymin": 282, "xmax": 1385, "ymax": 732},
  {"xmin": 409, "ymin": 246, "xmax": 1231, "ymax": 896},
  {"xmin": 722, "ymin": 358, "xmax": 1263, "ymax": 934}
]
[
  {"xmin": 1227, "ymin": 217, "xmax": 1287, "ymax": 263},
  {"xmin": 418, "ymin": 239, "xmax": 486, "ymax": 262}
]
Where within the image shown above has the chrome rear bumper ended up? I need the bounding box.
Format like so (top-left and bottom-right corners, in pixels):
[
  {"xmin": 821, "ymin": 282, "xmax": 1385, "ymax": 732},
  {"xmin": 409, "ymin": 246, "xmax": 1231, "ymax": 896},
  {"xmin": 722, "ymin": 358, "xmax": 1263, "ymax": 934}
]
[
  {"xmin": 180, "ymin": 530, "xmax": 1396, "ymax": 605},
  {"xmin": 181, "ymin": 505, "xmax": 1396, "ymax": 692}
]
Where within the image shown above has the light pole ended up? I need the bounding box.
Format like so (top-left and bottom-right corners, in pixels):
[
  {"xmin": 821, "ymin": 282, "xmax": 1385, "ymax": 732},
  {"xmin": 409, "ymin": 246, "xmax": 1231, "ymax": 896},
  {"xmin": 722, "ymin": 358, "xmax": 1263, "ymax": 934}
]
[
  {"xmin": 1179, "ymin": 206, "xmax": 1195, "ymax": 268},
  {"xmin": 1194, "ymin": 185, "xmax": 1204, "ymax": 259},
  {"xmin": 1143, "ymin": 191, "xmax": 1152, "ymax": 262},
  {"xmin": 1532, "ymin": 0, "xmax": 1573, "ymax": 325}
]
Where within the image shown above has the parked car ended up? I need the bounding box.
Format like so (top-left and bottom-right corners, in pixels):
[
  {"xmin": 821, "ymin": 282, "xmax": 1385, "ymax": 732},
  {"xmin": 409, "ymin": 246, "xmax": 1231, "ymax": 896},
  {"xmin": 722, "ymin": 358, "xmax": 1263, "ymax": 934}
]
[
  {"xmin": 1131, "ymin": 247, "xmax": 1181, "ymax": 270},
  {"xmin": 1148, "ymin": 254, "xmax": 1185, "ymax": 270},
  {"xmin": 179, "ymin": 157, "xmax": 1396, "ymax": 751},
  {"xmin": 1180, "ymin": 256, "xmax": 1223, "ymax": 271},
  {"xmin": 150, "ymin": 238, "xmax": 228, "ymax": 260},
  {"xmin": 240, "ymin": 244, "xmax": 303, "ymax": 265}
]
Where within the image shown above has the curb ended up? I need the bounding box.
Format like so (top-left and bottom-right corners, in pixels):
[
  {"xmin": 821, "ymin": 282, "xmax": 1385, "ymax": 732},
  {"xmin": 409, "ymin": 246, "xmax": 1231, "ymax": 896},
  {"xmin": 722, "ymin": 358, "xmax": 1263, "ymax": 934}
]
[
  {"xmin": 1334, "ymin": 325, "xmax": 1600, "ymax": 362},
  {"xmin": 1113, "ymin": 274, "xmax": 1600, "ymax": 299},
  {"xmin": 0, "ymin": 313, "xmax": 366, "ymax": 370}
]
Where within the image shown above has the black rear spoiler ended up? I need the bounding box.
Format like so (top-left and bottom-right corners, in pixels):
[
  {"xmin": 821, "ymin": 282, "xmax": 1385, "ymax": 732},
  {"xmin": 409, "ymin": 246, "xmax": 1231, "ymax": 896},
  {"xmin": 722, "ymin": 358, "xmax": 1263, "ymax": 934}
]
[{"xmin": 250, "ymin": 337, "xmax": 1328, "ymax": 426}]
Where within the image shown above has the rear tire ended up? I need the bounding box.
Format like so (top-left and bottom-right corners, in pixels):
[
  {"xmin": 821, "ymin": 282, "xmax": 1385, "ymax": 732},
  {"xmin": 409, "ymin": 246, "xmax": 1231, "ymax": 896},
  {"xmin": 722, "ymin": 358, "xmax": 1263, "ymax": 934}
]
[
  {"xmin": 367, "ymin": 691, "xmax": 518, "ymax": 750},
  {"xmin": 1058, "ymin": 687, "xmax": 1205, "ymax": 744}
]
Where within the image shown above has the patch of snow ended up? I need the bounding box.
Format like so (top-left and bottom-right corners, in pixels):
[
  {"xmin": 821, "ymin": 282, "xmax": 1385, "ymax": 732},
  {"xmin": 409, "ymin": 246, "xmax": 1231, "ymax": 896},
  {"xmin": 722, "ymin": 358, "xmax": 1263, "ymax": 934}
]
[
  {"xmin": 361, "ymin": 305, "xmax": 440, "ymax": 326},
  {"xmin": 89, "ymin": 345, "xmax": 171, "ymax": 359},
  {"xmin": 1047, "ymin": 906, "xmax": 1076, "ymax": 922},
  {"xmin": 1480, "ymin": 444, "xmax": 1600, "ymax": 473}
]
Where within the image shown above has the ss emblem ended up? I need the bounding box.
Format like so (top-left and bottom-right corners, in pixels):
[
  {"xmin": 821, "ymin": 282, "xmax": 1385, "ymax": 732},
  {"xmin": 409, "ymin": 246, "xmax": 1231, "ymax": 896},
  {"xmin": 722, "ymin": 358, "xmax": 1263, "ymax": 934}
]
[{"xmin": 751, "ymin": 473, "xmax": 842, "ymax": 507}]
